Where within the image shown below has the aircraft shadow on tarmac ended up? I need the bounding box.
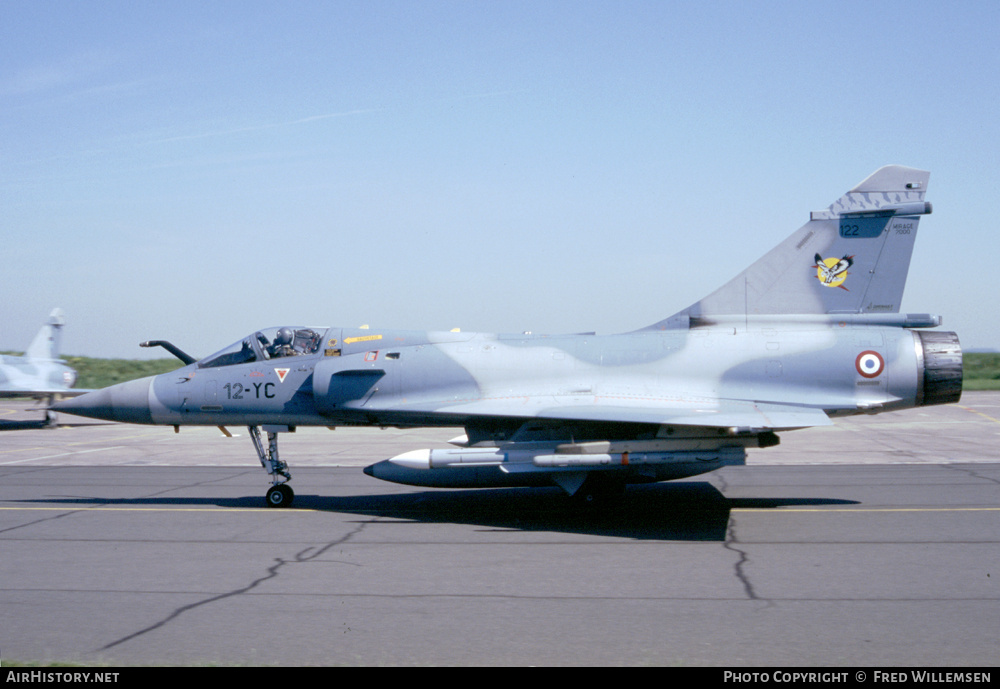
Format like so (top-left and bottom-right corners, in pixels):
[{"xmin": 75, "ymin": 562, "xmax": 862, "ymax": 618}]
[
  {"xmin": 0, "ymin": 419, "xmax": 113, "ymax": 431},
  {"xmin": 0, "ymin": 419, "xmax": 51, "ymax": 431},
  {"xmin": 18, "ymin": 482, "xmax": 858, "ymax": 542}
]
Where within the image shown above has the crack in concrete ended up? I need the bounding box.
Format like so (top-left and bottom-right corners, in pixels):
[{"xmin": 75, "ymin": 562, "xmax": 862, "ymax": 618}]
[
  {"xmin": 96, "ymin": 519, "xmax": 371, "ymax": 652},
  {"xmin": 0, "ymin": 508, "xmax": 85, "ymax": 535},
  {"xmin": 135, "ymin": 470, "xmax": 257, "ymax": 500},
  {"xmin": 723, "ymin": 516, "xmax": 772, "ymax": 607},
  {"xmin": 941, "ymin": 463, "xmax": 1000, "ymax": 486},
  {"xmin": 710, "ymin": 470, "xmax": 771, "ymax": 605}
]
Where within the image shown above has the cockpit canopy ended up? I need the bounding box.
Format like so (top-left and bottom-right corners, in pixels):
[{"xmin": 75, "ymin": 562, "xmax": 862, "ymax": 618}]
[{"xmin": 199, "ymin": 327, "xmax": 327, "ymax": 368}]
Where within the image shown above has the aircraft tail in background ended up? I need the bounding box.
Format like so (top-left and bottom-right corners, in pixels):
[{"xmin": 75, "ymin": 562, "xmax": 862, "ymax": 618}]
[{"xmin": 25, "ymin": 308, "xmax": 66, "ymax": 361}]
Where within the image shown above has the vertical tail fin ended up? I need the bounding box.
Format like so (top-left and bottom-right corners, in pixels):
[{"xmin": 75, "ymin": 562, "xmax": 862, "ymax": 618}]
[
  {"xmin": 25, "ymin": 308, "xmax": 66, "ymax": 361},
  {"xmin": 650, "ymin": 165, "xmax": 931, "ymax": 327}
]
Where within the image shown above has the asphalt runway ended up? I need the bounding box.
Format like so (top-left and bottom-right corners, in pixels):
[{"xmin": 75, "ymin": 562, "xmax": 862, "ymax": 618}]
[{"xmin": 1, "ymin": 394, "xmax": 998, "ymax": 666}]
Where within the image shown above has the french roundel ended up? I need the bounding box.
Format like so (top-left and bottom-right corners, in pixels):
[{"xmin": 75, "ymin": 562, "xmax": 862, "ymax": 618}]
[{"xmin": 855, "ymin": 351, "xmax": 885, "ymax": 378}]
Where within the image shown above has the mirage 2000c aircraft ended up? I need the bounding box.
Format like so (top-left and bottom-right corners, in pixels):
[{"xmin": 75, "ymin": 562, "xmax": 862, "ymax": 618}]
[
  {"xmin": 54, "ymin": 166, "xmax": 962, "ymax": 507},
  {"xmin": 2, "ymin": 309, "xmax": 90, "ymax": 425}
]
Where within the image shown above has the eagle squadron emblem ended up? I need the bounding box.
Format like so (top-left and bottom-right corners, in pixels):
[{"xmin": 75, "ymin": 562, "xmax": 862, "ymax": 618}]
[{"xmin": 813, "ymin": 253, "xmax": 854, "ymax": 290}]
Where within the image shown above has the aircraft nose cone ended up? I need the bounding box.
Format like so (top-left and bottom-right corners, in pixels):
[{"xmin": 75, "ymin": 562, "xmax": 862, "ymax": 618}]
[{"xmin": 52, "ymin": 376, "xmax": 155, "ymax": 424}]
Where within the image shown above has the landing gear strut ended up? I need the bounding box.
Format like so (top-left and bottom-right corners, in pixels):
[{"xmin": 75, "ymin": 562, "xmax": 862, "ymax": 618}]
[{"xmin": 249, "ymin": 425, "xmax": 294, "ymax": 508}]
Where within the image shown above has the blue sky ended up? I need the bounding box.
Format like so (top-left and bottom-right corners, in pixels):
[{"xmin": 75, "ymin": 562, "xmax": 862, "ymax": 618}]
[{"xmin": 3, "ymin": 1, "xmax": 999, "ymax": 358}]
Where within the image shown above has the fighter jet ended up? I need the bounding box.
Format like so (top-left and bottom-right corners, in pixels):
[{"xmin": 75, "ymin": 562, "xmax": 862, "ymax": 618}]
[
  {"xmin": 2, "ymin": 309, "xmax": 89, "ymax": 424},
  {"xmin": 53, "ymin": 166, "xmax": 962, "ymax": 507}
]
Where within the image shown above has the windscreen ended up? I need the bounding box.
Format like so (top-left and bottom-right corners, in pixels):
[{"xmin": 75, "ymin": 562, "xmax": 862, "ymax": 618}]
[{"xmin": 199, "ymin": 327, "xmax": 326, "ymax": 368}]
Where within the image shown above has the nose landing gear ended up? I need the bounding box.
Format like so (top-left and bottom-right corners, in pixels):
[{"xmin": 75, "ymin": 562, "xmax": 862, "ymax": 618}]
[{"xmin": 249, "ymin": 425, "xmax": 294, "ymax": 508}]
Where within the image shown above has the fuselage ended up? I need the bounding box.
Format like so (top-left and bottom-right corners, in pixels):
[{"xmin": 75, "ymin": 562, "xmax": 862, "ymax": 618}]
[
  {"xmin": 0, "ymin": 355, "xmax": 78, "ymax": 397},
  {"xmin": 70, "ymin": 316, "xmax": 960, "ymax": 430}
]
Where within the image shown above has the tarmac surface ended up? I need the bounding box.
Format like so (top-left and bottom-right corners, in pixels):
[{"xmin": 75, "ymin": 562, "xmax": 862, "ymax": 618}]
[{"xmin": 1, "ymin": 393, "xmax": 998, "ymax": 666}]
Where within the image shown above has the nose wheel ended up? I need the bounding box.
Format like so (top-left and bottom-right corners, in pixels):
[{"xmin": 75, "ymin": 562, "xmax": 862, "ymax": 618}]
[
  {"xmin": 249, "ymin": 425, "xmax": 295, "ymax": 508},
  {"xmin": 266, "ymin": 483, "xmax": 294, "ymax": 508}
]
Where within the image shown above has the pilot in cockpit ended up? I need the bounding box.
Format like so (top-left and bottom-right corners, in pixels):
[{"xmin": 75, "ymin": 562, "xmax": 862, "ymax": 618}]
[{"xmin": 267, "ymin": 328, "xmax": 297, "ymax": 358}]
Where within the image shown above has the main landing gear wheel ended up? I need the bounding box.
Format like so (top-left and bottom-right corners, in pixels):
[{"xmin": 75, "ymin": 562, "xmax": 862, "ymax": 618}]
[{"xmin": 266, "ymin": 483, "xmax": 294, "ymax": 508}]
